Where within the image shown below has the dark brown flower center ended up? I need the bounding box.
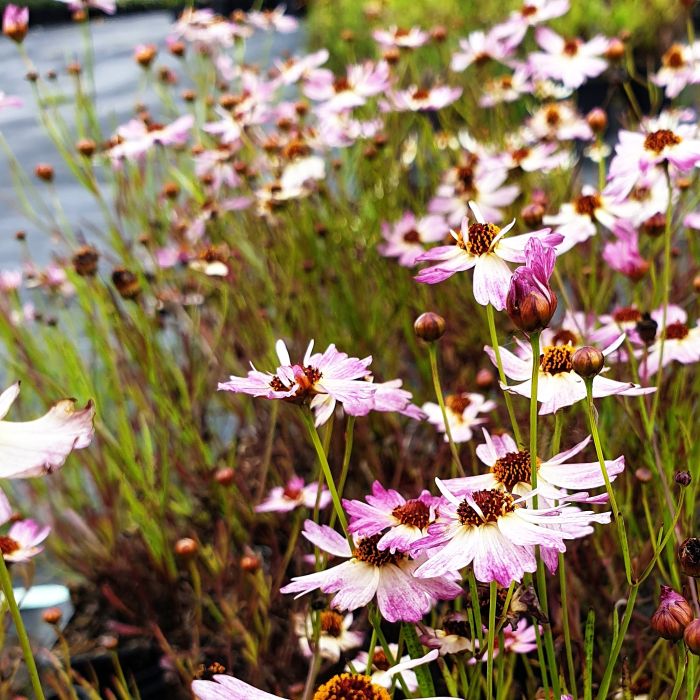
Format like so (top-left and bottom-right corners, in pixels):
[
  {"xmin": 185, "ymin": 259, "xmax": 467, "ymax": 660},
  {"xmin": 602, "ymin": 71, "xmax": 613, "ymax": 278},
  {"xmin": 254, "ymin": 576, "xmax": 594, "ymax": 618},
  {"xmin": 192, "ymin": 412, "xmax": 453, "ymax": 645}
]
[
  {"xmin": 354, "ymin": 534, "xmax": 404, "ymax": 567},
  {"xmin": 446, "ymin": 393, "xmax": 471, "ymax": 415},
  {"xmin": 563, "ymin": 39, "xmax": 579, "ymax": 56},
  {"xmin": 511, "ymin": 147, "xmax": 530, "ymax": 164},
  {"xmin": 457, "ymin": 489, "xmax": 516, "ymax": 527},
  {"xmin": 663, "ymin": 45, "xmax": 686, "ymax": 68},
  {"xmin": 392, "ymin": 500, "xmax": 431, "ymax": 529},
  {"xmin": 539, "ymin": 344, "xmax": 574, "ymax": 374},
  {"xmin": 521, "ymin": 4, "xmax": 538, "ymax": 16},
  {"xmin": 283, "ymin": 484, "xmax": 303, "ymax": 500},
  {"xmin": 313, "ymin": 674, "xmax": 390, "ymax": 700},
  {"xmin": 334, "ymin": 77, "xmax": 351, "ymax": 93},
  {"xmin": 644, "ymin": 129, "xmax": 681, "ymax": 154},
  {"xmin": 574, "ymin": 193, "xmax": 601, "ymax": 217},
  {"xmin": 412, "ymin": 88, "xmax": 430, "ymax": 101},
  {"xmin": 269, "ymin": 366, "xmax": 322, "ymax": 397},
  {"xmin": 320, "ymin": 610, "xmax": 345, "ymax": 637},
  {"xmin": 0, "ymin": 536, "xmax": 19, "ymax": 556},
  {"xmin": 492, "ymin": 451, "xmax": 533, "ymax": 490},
  {"xmin": 443, "ymin": 617, "xmax": 471, "ymax": 637},
  {"xmin": 613, "ymin": 306, "xmax": 642, "ymax": 323},
  {"xmin": 371, "ymin": 650, "xmax": 391, "ymax": 671},
  {"xmin": 403, "ymin": 229, "xmax": 421, "ymax": 243},
  {"xmin": 545, "ymin": 105, "xmax": 561, "ymax": 126},
  {"xmin": 458, "ymin": 222, "xmax": 500, "ymax": 256},
  {"xmin": 664, "ymin": 322, "xmax": 689, "ymax": 340}
]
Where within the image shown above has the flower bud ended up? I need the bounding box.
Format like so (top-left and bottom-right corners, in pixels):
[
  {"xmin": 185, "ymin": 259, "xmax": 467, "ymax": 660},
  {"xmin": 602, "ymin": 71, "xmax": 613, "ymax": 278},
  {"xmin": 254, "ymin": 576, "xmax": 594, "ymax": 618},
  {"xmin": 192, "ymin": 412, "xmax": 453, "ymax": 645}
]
[
  {"xmin": 679, "ymin": 537, "xmax": 700, "ymax": 577},
  {"xmin": 572, "ymin": 346, "xmax": 605, "ymax": 378},
  {"xmin": 431, "ymin": 25, "xmax": 447, "ymax": 42},
  {"xmin": 605, "ymin": 37, "xmax": 625, "ymax": 61},
  {"xmin": 521, "ymin": 203, "xmax": 545, "ymax": 227},
  {"xmin": 214, "ymin": 467, "xmax": 235, "ymax": 485},
  {"xmin": 240, "ymin": 552, "xmax": 261, "ymax": 572},
  {"xmin": 642, "ymin": 213, "xmax": 666, "ymax": 237},
  {"xmin": 694, "ymin": 275, "xmax": 700, "ymax": 293},
  {"xmin": 72, "ymin": 245, "xmax": 99, "ymax": 277},
  {"xmin": 650, "ymin": 585, "xmax": 693, "ymax": 640},
  {"xmin": 76, "ymin": 138, "xmax": 96, "ymax": 157},
  {"xmin": 635, "ymin": 467, "xmax": 652, "ymax": 483},
  {"xmin": 34, "ymin": 163, "xmax": 54, "ymax": 182},
  {"xmin": 476, "ymin": 368, "xmax": 495, "ymax": 389},
  {"xmin": 586, "ymin": 108, "xmax": 608, "ymax": 134},
  {"xmin": 675, "ymin": 471, "xmax": 692, "ymax": 487},
  {"xmin": 134, "ymin": 44, "xmax": 157, "ymax": 68},
  {"xmin": 3, "ymin": 5, "xmax": 29, "ymax": 43},
  {"xmin": 414, "ymin": 312, "xmax": 446, "ymax": 342},
  {"xmin": 175, "ymin": 537, "xmax": 198, "ymax": 557},
  {"xmin": 111, "ymin": 267, "xmax": 140, "ymax": 300},
  {"xmin": 42, "ymin": 607, "xmax": 63, "ymax": 625},
  {"xmin": 506, "ymin": 287, "xmax": 557, "ymax": 333},
  {"xmin": 635, "ymin": 313, "xmax": 658, "ymax": 345},
  {"xmin": 684, "ymin": 618, "xmax": 700, "ymax": 654}
]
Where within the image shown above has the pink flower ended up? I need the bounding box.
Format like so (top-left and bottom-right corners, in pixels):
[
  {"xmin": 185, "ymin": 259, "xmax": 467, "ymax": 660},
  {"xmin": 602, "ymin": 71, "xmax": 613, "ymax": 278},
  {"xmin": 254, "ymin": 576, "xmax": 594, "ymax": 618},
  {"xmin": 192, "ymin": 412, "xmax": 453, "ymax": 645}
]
[
  {"xmin": 246, "ymin": 5, "xmax": 298, "ymax": 33},
  {"xmin": 422, "ymin": 392, "xmax": 495, "ymax": 443},
  {"xmin": 194, "ymin": 148, "xmax": 241, "ymax": 193},
  {"xmin": 378, "ymin": 212, "xmax": 449, "ymax": 267},
  {"xmin": 602, "ymin": 220, "xmax": 650, "ymax": 281},
  {"xmin": 0, "ymin": 382, "xmax": 94, "ymax": 478},
  {"xmin": 281, "ymin": 520, "xmax": 462, "ymax": 622},
  {"xmin": 415, "ymin": 201, "xmax": 561, "ymax": 311},
  {"xmin": 641, "ymin": 309, "xmax": 700, "ymax": 378},
  {"xmin": 443, "ymin": 428, "xmax": 624, "ymax": 502},
  {"xmin": 218, "ymin": 339, "xmax": 423, "ymax": 426},
  {"xmin": 256, "ymin": 476, "xmax": 330, "ymax": 513},
  {"xmin": 56, "ymin": 0, "xmax": 116, "ymax": 14},
  {"xmin": 470, "ymin": 618, "xmax": 539, "ymax": 662},
  {"xmin": 451, "ymin": 29, "xmax": 514, "ymax": 72},
  {"xmin": 412, "ymin": 480, "xmax": 610, "ymax": 585},
  {"xmin": 344, "ymin": 482, "xmax": 441, "ymax": 553},
  {"xmin": 529, "ymin": 28, "xmax": 608, "ymax": 89},
  {"xmin": 478, "ymin": 70, "xmax": 531, "ymax": 108},
  {"xmin": 651, "ymin": 44, "xmax": 700, "ymax": 99},
  {"xmin": 271, "ymin": 49, "xmax": 329, "ymax": 86},
  {"xmin": 108, "ymin": 115, "xmax": 193, "ymax": 163},
  {"xmin": 382, "ymin": 85, "xmax": 462, "ymax": 112},
  {"xmin": 2, "ymin": 5, "xmax": 28, "ymax": 42},
  {"xmin": 293, "ymin": 610, "xmax": 362, "ymax": 661},
  {"xmin": 525, "ymin": 101, "xmax": 593, "ymax": 142},
  {"xmin": 485, "ymin": 334, "xmax": 654, "ymax": 415},
  {"xmin": 0, "ymin": 92, "xmax": 22, "ymax": 109},
  {"xmin": 372, "ymin": 25, "xmax": 429, "ymax": 49}
]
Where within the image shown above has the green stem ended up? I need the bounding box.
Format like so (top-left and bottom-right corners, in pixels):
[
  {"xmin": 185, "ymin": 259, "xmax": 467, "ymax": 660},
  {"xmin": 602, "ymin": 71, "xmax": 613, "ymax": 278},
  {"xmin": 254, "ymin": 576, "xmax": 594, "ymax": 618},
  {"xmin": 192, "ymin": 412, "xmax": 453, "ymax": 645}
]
[
  {"xmin": 559, "ymin": 553, "xmax": 578, "ymax": 699},
  {"xmin": 329, "ymin": 416, "xmax": 355, "ymax": 531},
  {"xmin": 486, "ymin": 304, "xmax": 523, "ymax": 447},
  {"xmin": 584, "ymin": 380, "xmax": 632, "ymax": 585},
  {"xmin": 0, "ymin": 555, "xmax": 46, "ymax": 700},
  {"xmin": 427, "ymin": 344, "xmax": 464, "ymax": 477},
  {"xmin": 486, "ymin": 582, "xmax": 497, "ymax": 700},
  {"xmin": 529, "ymin": 333, "xmax": 540, "ymax": 504},
  {"xmin": 669, "ymin": 645, "xmax": 686, "ymax": 700}
]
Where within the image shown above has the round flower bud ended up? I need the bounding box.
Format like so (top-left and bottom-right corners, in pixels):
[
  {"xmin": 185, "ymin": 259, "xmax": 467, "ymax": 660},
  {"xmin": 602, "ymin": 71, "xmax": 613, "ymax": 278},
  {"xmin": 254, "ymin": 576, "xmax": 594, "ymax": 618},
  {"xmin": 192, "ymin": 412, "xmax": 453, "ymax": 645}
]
[
  {"xmin": 175, "ymin": 537, "xmax": 198, "ymax": 557},
  {"xmin": 414, "ymin": 312, "xmax": 446, "ymax": 342},
  {"xmin": 240, "ymin": 553, "xmax": 261, "ymax": 572},
  {"xmin": 76, "ymin": 138, "xmax": 96, "ymax": 157},
  {"xmin": 521, "ymin": 202, "xmax": 545, "ymax": 227},
  {"xmin": 586, "ymin": 108, "xmax": 608, "ymax": 134},
  {"xmin": 431, "ymin": 25, "xmax": 448, "ymax": 42},
  {"xmin": 675, "ymin": 471, "xmax": 692, "ymax": 487},
  {"xmin": 135, "ymin": 44, "xmax": 157, "ymax": 68},
  {"xmin": 642, "ymin": 213, "xmax": 666, "ymax": 237},
  {"xmin": 214, "ymin": 467, "xmax": 235, "ymax": 486},
  {"xmin": 679, "ymin": 538, "xmax": 700, "ymax": 578},
  {"xmin": 476, "ymin": 368, "xmax": 495, "ymax": 389},
  {"xmin": 42, "ymin": 607, "xmax": 63, "ymax": 625},
  {"xmin": 111, "ymin": 267, "xmax": 140, "ymax": 300},
  {"xmin": 694, "ymin": 275, "xmax": 700, "ymax": 293},
  {"xmin": 684, "ymin": 618, "xmax": 700, "ymax": 654},
  {"xmin": 605, "ymin": 37, "xmax": 625, "ymax": 60},
  {"xmin": 383, "ymin": 47, "xmax": 400, "ymax": 65},
  {"xmin": 650, "ymin": 585, "xmax": 693, "ymax": 640},
  {"xmin": 636, "ymin": 313, "xmax": 658, "ymax": 345},
  {"xmin": 72, "ymin": 245, "xmax": 99, "ymax": 277},
  {"xmin": 635, "ymin": 467, "xmax": 652, "ymax": 483},
  {"xmin": 34, "ymin": 164, "xmax": 54, "ymax": 182},
  {"xmin": 572, "ymin": 346, "xmax": 605, "ymax": 378}
]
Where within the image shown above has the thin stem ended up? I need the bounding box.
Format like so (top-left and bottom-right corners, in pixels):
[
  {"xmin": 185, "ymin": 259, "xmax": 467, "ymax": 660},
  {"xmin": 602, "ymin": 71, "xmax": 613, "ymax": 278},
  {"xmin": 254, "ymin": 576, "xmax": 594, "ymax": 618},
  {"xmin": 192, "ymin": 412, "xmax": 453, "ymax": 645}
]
[
  {"xmin": 329, "ymin": 416, "xmax": 355, "ymax": 531},
  {"xmin": 0, "ymin": 555, "xmax": 46, "ymax": 700},
  {"xmin": 256, "ymin": 401, "xmax": 279, "ymax": 501},
  {"xmin": 427, "ymin": 344, "xmax": 464, "ymax": 477},
  {"xmin": 486, "ymin": 581, "xmax": 497, "ymax": 700},
  {"xmin": 559, "ymin": 552, "xmax": 578, "ymax": 699},
  {"xmin": 529, "ymin": 333, "xmax": 540, "ymax": 503},
  {"xmin": 486, "ymin": 304, "xmax": 523, "ymax": 447},
  {"xmin": 301, "ymin": 610, "xmax": 322, "ymax": 700},
  {"xmin": 669, "ymin": 645, "xmax": 686, "ymax": 700},
  {"xmin": 584, "ymin": 380, "xmax": 633, "ymax": 585}
]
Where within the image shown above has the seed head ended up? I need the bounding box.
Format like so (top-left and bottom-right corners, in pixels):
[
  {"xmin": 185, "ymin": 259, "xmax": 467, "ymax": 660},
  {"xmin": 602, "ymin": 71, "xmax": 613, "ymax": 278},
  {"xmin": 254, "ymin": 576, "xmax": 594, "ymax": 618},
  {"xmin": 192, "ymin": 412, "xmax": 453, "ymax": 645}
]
[
  {"xmin": 572, "ymin": 346, "xmax": 605, "ymax": 378},
  {"xmin": 414, "ymin": 312, "xmax": 446, "ymax": 342},
  {"xmin": 679, "ymin": 538, "xmax": 700, "ymax": 577},
  {"xmin": 650, "ymin": 585, "xmax": 693, "ymax": 640}
]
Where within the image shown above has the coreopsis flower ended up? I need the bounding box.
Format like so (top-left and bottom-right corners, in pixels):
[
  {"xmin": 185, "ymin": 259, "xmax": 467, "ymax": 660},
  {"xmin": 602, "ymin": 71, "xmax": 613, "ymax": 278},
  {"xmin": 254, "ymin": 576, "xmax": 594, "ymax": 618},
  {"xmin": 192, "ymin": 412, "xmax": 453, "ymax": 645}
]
[
  {"xmin": 344, "ymin": 482, "xmax": 441, "ymax": 553},
  {"xmin": 170, "ymin": 9, "xmax": 251, "ymax": 49},
  {"xmin": 377, "ymin": 212, "xmax": 449, "ymax": 267},
  {"xmin": 348, "ymin": 645, "xmax": 433, "ymax": 692},
  {"xmin": 193, "ymin": 654, "xmax": 448, "ymax": 700},
  {"xmin": 218, "ymin": 339, "xmax": 423, "ymax": 426},
  {"xmin": 478, "ymin": 70, "xmax": 531, "ymax": 108},
  {"xmin": 412, "ymin": 481, "xmax": 610, "ymax": 585},
  {"xmin": 280, "ymin": 521, "xmax": 461, "ymax": 622},
  {"xmin": 641, "ymin": 313, "xmax": 700, "ymax": 378},
  {"xmin": 469, "ymin": 618, "xmax": 538, "ymax": 662},
  {"xmin": 271, "ymin": 49, "xmax": 329, "ymax": 85},
  {"xmin": 293, "ymin": 610, "xmax": 363, "ymax": 662},
  {"xmin": 255, "ymin": 476, "xmax": 330, "ymax": 513},
  {"xmin": 372, "ymin": 26, "xmax": 429, "ymax": 49},
  {"xmin": 382, "ymin": 85, "xmax": 462, "ymax": 112},
  {"xmin": 0, "ymin": 382, "xmax": 94, "ymax": 478},
  {"xmin": 589, "ymin": 305, "xmax": 652, "ymax": 348},
  {"xmin": 108, "ymin": 115, "xmax": 194, "ymax": 163},
  {"xmin": 506, "ymin": 238, "xmax": 558, "ymax": 333},
  {"xmin": 524, "ymin": 101, "xmax": 593, "ymax": 142},
  {"xmin": 2, "ymin": 5, "xmax": 29, "ymax": 43},
  {"xmin": 420, "ymin": 613, "xmax": 473, "ymax": 655},
  {"xmin": 194, "ymin": 149, "xmax": 241, "ymax": 193},
  {"xmin": 651, "ymin": 43, "xmax": 700, "ymax": 99},
  {"xmin": 498, "ymin": 140, "xmax": 570, "ymax": 173},
  {"xmin": 602, "ymin": 220, "xmax": 650, "ymax": 281},
  {"xmin": 443, "ymin": 428, "xmax": 624, "ymax": 502},
  {"xmin": 0, "ymin": 490, "xmax": 50, "ymax": 562},
  {"xmin": 416, "ymin": 201, "xmax": 562, "ymax": 311},
  {"xmin": 450, "ymin": 29, "xmax": 514, "ymax": 72},
  {"xmin": 246, "ymin": 5, "xmax": 298, "ymax": 33},
  {"xmin": 422, "ymin": 392, "xmax": 496, "ymax": 443},
  {"xmin": 497, "ymin": 0, "xmax": 571, "ymax": 49},
  {"xmin": 55, "ymin": 0, "xmax": 116, "ymax": 14},
  {"xmin": 485, "ymin": 334, "xmax": 654, "ymax": 414},
  {"xmin": 528, "ymin": 28, "xmax": 608, "ymax": 89}
]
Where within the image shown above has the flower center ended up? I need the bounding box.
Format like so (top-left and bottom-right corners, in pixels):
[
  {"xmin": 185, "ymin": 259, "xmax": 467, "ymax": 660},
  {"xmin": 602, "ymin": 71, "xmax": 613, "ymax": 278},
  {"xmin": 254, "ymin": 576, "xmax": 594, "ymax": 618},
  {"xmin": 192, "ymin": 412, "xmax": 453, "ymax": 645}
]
[
  {"xmin": 443, "ymin": 617, "xmax": 471, "ymax": 637},
  {"xmin": 664, "ymin": 322, "xmax": 689, "ymax": 340},
  {"xmin": 511, "ymin": 147, "xmax": 530, "ymax": 164},
  {"xmin": 574, "ymin": 193, "xmax": 601, "ymax": 217},
  {"xmin": 446, "ymin": 393, "xmax": 471, "ymax": 415},
  {"xmin": 491, "ymin": 451, "xmax": 533, "ymax": 491},
  {"xmin": 283, "ymin": 484, "xmax": 303, "ymax": 500},
  {"xmin": 269, "ymin": 366, "xmax": 322, "ymax": 397},
  {"xmin": 411, "ymin": 88, "xmax": 430, "ymax": 101},
  {"xmin": 354, "ymin": 534, "xmax": 405, "ymax": 566},
  {"xmin": 613, "ymin": 306, "xmax": 642, "ymax": 324},
  {"xmin": 320, "ymin": 610, "xmax": 345, "ymax": 637},
  {"xmin": 663, "ymin": 45, "xmax": 686, "ymax": 68},
  {"xmin": 551, "ymin": 330, "xmax": 579, "ymax": 347},
  {"xmin": 563, "ymin": 39, "xmax": 579, "ymax": 56},
  {"xmin": 334, "ymin": 77, "xmax": 351, "ymax": 93},
  {"xmin": 644, "ymin": 129, "xmax": 681, "ymax": 154},
  {"xmin": 403, "ymin": 229, "xmax": 421, "ymax": 244},
  {"xmin": 459, "ymin": 222, "xmax": 500, "ymax": 256},
  {"xmin": 539, "ymin": 344, "xmax": 574, "ymax": 375},
  {"xmin": 0, "ymin": 536, "xmax": 19, "ymax": 556},
  {"xmin": 545, "ymin": 105, "xmax": 561, "ymax": 126},
  {"xmin": 457, "ymin": 489, "xmax": 516, "ymax": 527},
  {"xmin": 392, "ymin": 500, "xmax": 431, "ymax": 529},
  {"xmin": 521, "ymin": 4, "xmax": 538, "ymax": 16},
  {"xmin": 394, "ymin": 27, "xmax": 410, "ymax": 38},
  {"xmin": 371, "ymin": 650, "xmax": 391, "ymax": 671},
  {"xmin": 313, "ymin": 674, "xmax": 390, "ymax": 700}
]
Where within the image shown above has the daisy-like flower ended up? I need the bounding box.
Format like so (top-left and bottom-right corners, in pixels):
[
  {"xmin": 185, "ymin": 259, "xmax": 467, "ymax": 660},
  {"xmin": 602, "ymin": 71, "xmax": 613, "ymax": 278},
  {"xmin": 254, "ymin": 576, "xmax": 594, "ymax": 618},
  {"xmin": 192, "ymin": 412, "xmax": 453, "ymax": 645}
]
[
  {"xmin": 372, "ymin": 26, "xmax": 429, "ymax": 49},
  {"xmin": 422, "ymin": 392, "xmax": 495, "ymax": 443},
  {"xmin": 0, "ymin": 382, "xmax": 94, "ymax": 478},
  {"xmin": 494, "ymin": 0, "xmax": 571, "ymax": 50},
  {"xmin": 529, "ymin": 28, "xmax": 608, "ymax": 89},
  {"xmin": 651, "ymin": 43, "xmax": 700, "ymax": 99},
  {"xmin": 194, "ymin": 148, "xmax": 241, "ymax": 193},
  {"xmin": 293, "ymin": 610, "xmax": 363, "ymax": 662},
  {"xmin": 193, "ymin": 653, "xmax": 449, "ymax": 700},
  {"xmin": 419, "ymin": 613, "xmax": 474, "ymax": 655},
  {"xmin": 589, "ymin": 304, "xmax": 651, "ymax": 348},
  {"xmin": 412, "ymin": 481, "xmax": 610, "ymax": 585},
  {"xmin": 0, "ymin": 92, "xmax": 22, "ymax": 110},
  {"xmin": 344, "ymin": 482, "xmax": 440, "ymax": 553},
  {"xmin": 478, "ymin": 70, "xmax": 531, "ymax": 108},
  {"xmin": 255, "ymin": 476, "xmax": 330, "ymax": 513},
  {"xmin": 246, "ymin": 5, "xmax": 298, "ymax": 34},
  {"xmin": 280, "ymin": 520, "xmax": 462, "ymax": 623},
  {"xmin": 525, "ymin": 101, "xmax": 593, "ymax": 142},
  {"xmin": 0, "ymin": 490, "xmax": 50, "ymax": 562},
  {"xmin": 415, "ymin": 201, "xmax": 562, "ymax": 311},
  {"xmin": 443, "ymin": 428, "xmax": 624, "ymax": 502},
  {"xmin": 498, "ymin": 140, "xmax": 570, "ymax": 173},
  {"xmin": 218, "ymin": 339, "xmax": 422, "ymax": 427},
  {"xmin": 642, "ymin": 312, "xmax": 700, "ymax": 378},
  {"xmin": 485, "ymin": 334, "xmax": 654, "ymax": 415},
  {"xmin": 377, "ymin": 212, "xmax": 449, "ymax": 267},
  {"xmin": 382, "ymin": 85, "xmax": 462, "ymax": 112},
  {"xmin": 348, "ymin": 644, "xmax": 430, "ymax": 692},
  {"xmin": 469, "ymin": 618, "xmax": 538, "ymax": 662},
  {"xmin": 451, "ymin": 29, "xmax": 514, "ymax": 72},
  {"xmin": 601, "ymin": 220, "xmax": 650, "ymax": 281},
  {"xmin": 108, "ymin": 115, "xmax": 194, "ymax": 163},
  {"xmin": 271, "ymin": 49, "xmax": 329, "ymax": 86}
]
